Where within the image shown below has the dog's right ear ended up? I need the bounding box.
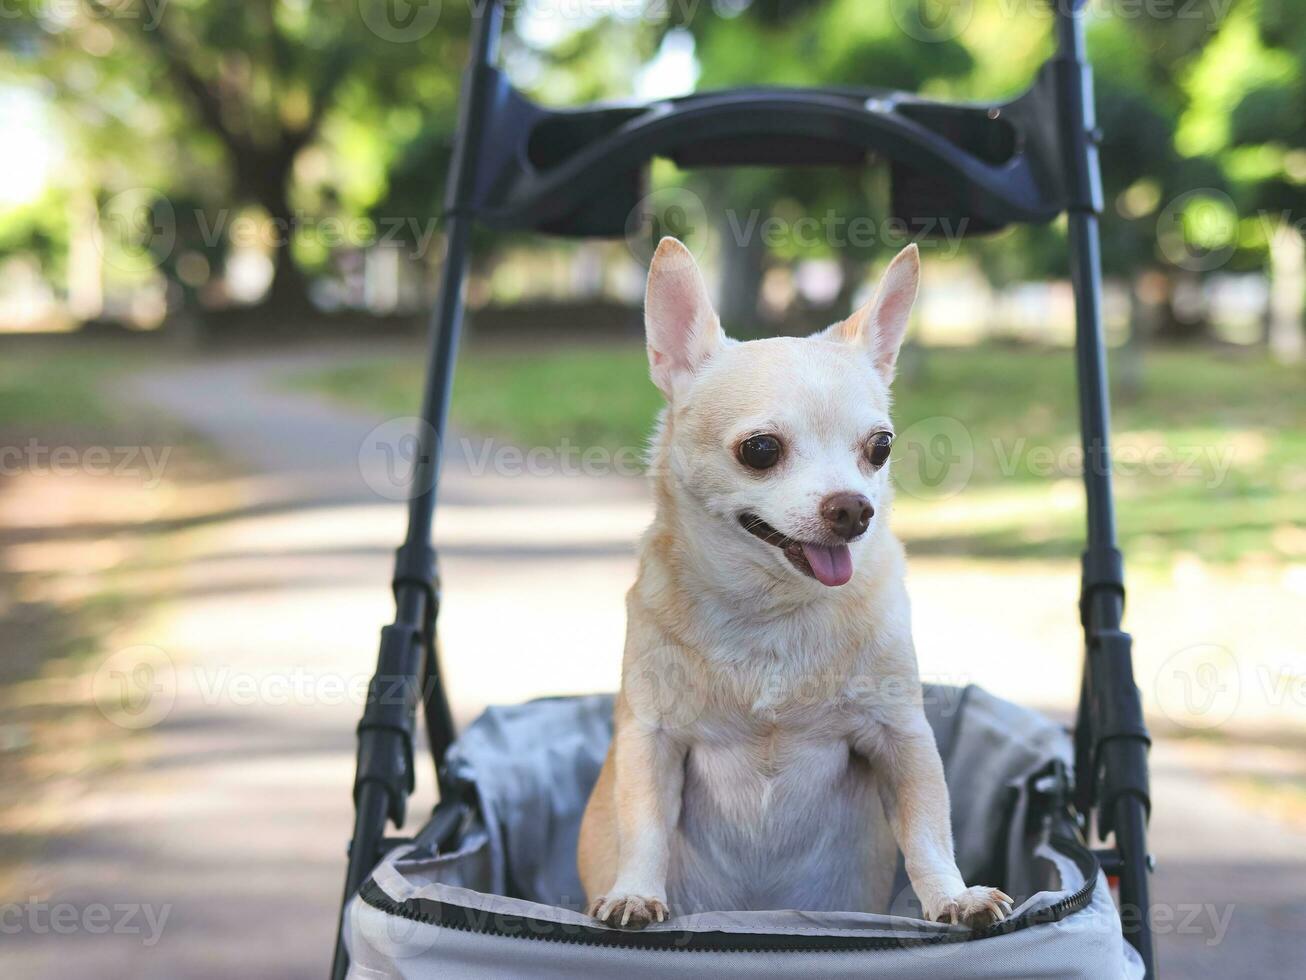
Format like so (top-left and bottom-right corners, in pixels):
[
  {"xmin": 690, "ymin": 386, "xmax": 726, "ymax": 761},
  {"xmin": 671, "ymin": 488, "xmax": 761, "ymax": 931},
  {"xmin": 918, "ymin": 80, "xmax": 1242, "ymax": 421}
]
[{"xmin": 645, "ymin": 237, "xmax": 724, "ymax": 400}]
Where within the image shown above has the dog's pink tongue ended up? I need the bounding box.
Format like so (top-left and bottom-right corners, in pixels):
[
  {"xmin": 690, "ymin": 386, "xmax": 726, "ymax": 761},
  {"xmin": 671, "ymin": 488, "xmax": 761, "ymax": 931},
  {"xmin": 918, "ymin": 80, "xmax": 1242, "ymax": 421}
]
[{"xmin": 801, "ymin": 543, "xmax": 854, "ymax": 587}]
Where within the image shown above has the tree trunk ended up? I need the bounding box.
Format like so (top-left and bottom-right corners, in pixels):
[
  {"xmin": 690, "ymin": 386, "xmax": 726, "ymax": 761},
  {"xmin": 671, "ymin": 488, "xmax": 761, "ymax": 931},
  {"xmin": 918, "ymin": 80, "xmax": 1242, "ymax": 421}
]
[
  {"xmin": 240, "ymin": 149, "xmax": 314, "ymax": 320},
  {"xmin": 1266, "ymin": 221, "xmax": 1305, "ymax": 363},
  {"xmin": 832, "ymin": 251, "xmax": 865, "ymax": 316},
  {"xmin": 263, "ymin": 243, "xmax": 313, "ymax": 315},
  {"xmin": 1118, "ymin": 271, "xmax": 1160, "ymax": 401},
  {"xmin": 68, "ymin": 188, "xmax": 104, "ymax": 322},
  {"xmin": 716, "ymin": 230, "xmax": 765, "ymax": 334},
  {"xmin": 259, "ymin": 189, "xmax": 313, "ymax": 319},
  {"xmin": 710, "ymin": 186, "xmax": 767, "ymax": 336},
  {"xmin": 1152, "ymin": 271, "xmax": 1210, "ymax": 343}
]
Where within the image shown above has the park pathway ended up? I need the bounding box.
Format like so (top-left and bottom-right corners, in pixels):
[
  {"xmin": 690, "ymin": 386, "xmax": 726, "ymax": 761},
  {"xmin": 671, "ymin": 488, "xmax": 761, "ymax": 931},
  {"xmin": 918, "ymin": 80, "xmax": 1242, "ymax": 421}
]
[{"xmin": 8, "ymin": 344, "xmax": 1303, "ymax": 978}]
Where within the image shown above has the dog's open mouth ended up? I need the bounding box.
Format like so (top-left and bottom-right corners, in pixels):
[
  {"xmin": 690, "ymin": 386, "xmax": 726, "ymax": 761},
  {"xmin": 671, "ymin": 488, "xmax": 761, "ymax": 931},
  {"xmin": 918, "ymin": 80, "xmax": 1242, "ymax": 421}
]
[{"xmin": 738, "ymin": 513, "xmax": 854, "ymax": 588}]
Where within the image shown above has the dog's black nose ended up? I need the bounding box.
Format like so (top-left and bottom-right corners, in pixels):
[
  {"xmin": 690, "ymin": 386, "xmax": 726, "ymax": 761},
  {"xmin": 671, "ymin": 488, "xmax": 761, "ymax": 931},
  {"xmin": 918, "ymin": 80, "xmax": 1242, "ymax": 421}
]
[{"xmin": 821, "ymin": 492, "xmax": 873, "ymax": 540}]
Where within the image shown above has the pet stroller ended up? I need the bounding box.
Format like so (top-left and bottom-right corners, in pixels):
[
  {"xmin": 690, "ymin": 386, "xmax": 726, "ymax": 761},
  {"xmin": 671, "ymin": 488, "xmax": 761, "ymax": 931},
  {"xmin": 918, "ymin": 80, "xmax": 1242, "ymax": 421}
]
[{"xmin": 331, "ymin": 1, "xmax": 1155, "ymax": 976}]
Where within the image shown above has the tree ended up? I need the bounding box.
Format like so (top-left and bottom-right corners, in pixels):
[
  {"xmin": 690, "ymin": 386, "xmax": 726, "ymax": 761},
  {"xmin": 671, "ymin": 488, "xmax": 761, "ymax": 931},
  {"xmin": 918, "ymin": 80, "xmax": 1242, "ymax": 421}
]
[
  {"xmin": 4, "ymin": 0, "xmax": 472, "ymax": 317},
  {"xmin": 1087, "ymin": 8, "xmax": 1231, "ymax": 346},
  {"xmin": 1217, "ymin": 0, "xmax": 1306, "ymax": 360}
]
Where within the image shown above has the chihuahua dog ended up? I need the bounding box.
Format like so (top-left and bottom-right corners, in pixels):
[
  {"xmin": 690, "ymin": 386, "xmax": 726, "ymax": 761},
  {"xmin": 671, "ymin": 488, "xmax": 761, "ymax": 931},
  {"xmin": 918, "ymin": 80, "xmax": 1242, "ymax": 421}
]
[{"xmin": 577, "ymin": 238, "xmax": 1011, "ymax": 930}]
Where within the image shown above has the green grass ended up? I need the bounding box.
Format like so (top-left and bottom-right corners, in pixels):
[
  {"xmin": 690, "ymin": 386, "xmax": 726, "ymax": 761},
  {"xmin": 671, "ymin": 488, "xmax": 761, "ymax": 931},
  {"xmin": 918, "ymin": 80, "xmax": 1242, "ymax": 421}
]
[
  {"xmin": 289, "ymin": 342, "xmax": 1306, "ymax": 566},
  {"xmin": 0, "ymin": 347, "xmax": 140, "ymax": 431},
  {"xmin": 301, "ymin": 344, "xmax": 666, "ymax": 452}
]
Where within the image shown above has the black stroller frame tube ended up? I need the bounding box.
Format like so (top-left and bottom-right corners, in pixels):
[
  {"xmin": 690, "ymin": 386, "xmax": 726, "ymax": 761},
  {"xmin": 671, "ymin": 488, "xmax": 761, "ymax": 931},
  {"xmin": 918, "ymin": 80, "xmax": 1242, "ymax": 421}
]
[
  {"xmin": 329, "ymin": 5, "xmax": 503, "ymax": 978},
  {"xmin": 1054, "ymin": 3, "xmax": 1154, "ymax": 976}
]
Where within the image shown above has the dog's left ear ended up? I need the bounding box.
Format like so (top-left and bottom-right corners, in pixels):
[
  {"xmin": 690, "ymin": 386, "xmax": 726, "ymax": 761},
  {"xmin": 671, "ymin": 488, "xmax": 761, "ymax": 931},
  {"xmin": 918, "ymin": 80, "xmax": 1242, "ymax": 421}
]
[{"xmin": 824, "ymin": 244, "xmax": 919, "ymax": 381}]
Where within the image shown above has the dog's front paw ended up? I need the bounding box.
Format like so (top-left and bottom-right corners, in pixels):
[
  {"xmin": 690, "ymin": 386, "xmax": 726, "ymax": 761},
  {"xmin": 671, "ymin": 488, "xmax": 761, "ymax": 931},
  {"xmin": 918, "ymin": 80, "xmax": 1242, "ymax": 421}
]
[
  {"xmin": 588, "ymin": 893, "xmax": 669, "ymax": 928},
  {"xmin": 930, "ymin": 886, "xmax": 1013, "ymax": 929}
]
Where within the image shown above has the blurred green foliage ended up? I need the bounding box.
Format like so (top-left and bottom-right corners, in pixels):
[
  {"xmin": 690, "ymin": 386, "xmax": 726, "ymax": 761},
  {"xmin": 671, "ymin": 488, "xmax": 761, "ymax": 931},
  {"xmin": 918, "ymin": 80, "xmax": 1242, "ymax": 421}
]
[
  {"xmin": 0, "ymin": 0, "xmax": 1302, "ymax": 322},
  {"xmin": 291, "ymin": 339, "xmax": 1306, "ymax": 565}
]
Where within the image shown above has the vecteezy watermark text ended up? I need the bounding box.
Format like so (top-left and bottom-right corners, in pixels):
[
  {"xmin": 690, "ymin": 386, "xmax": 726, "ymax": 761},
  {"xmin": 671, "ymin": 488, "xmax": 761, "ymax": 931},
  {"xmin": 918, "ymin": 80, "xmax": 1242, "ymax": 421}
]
[
  {"xmin": 0, "ymin": 441, "xmax": 172, "ymax": 488},
  {"xmin": 991, "ymin": 437, "xmax": 1237, "ymax": 489},
  {"xmin": 725, "ymin": 209, "xmax": 968, "ymax": 259},
  {"xmin": 0, "ymin": 899, "xmax": 172, "ymax": 946}
]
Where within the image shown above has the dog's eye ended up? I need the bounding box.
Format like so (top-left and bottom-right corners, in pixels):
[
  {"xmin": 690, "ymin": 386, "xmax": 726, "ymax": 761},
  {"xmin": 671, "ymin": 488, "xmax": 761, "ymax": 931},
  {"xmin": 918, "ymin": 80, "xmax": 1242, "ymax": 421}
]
[
  {"xmin": 738, "ymin": 435, "xmax": 782, "ymax": 470},
  {"xmin": 867, "ymin": 432, "xmax": 893, "ymax": 468}
]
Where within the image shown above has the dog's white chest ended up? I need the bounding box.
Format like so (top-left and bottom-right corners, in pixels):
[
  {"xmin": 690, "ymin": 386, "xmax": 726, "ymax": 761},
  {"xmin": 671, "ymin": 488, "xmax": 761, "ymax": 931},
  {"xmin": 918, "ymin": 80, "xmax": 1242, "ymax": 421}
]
[
  {"xmin": 687, "ymin": 726, "xmax": 852, "ymax": 826},
  {"xmin": 668, "ymin": 702, "xmax": 896, "ymax": 915}
]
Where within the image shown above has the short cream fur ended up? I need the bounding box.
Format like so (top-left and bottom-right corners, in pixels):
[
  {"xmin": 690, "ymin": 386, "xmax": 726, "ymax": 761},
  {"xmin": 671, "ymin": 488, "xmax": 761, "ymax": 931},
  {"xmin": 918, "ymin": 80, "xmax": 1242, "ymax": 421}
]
[{"xmin": 577, "ymin": 238, "xmax": 1011, "ymax": 929}]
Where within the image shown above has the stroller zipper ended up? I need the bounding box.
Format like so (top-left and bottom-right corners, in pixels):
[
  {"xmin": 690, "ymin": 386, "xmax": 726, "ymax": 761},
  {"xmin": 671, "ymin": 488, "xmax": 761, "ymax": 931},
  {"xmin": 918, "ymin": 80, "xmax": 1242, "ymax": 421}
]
[{"xmin": 356, "ymin": 838, "xmax": 1099, "ymax": 954}]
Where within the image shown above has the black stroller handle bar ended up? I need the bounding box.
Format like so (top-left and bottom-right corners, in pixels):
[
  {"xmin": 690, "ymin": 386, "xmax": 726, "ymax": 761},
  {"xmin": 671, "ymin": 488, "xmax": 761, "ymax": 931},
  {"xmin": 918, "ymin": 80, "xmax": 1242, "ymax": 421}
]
[{"xmin": 332, "ymin": 1, "xmax": 1154, "ymax": 977}]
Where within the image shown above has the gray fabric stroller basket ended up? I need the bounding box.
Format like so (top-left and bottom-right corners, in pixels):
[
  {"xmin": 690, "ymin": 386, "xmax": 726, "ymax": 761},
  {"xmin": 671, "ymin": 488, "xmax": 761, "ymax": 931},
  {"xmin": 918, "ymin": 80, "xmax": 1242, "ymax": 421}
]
[{"xmin": 344, "ymin": 686, "xmax": 1143, "ymax": 979}]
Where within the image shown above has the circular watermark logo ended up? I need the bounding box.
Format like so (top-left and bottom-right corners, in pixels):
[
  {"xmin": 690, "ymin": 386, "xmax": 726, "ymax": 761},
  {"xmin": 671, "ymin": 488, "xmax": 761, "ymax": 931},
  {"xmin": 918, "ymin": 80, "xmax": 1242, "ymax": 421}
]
[
  {"xmin": 625, "ymin": 186, "xmax": 711, "ymax": 268},
  {"xmin": 1153, "ymin": 643, "xmax": 1241, "ymax": 731},
  {"xmin": 882, "ymin": 879, "xmax": 964, "ymax": 960},
  {"xmin": 358, "ymin": 0, "xmax": 442, "ymax": 43},
  {"xmin": 343, "ymin": 879, "xmax": 442, "ymax": 961},
  {"xmin": 358, "ymin": 417, "xmax": 439, "ymax": 501},
  {"xmin": 624, "ymin": 643, "xmax": 711, "ymax": 732},
  {"xmin": 380, "ymin": 895, "xmax": 442, "ymax": 959},
  {"xmin": 97, "ymin": 190, "xmax": 175, "ymax": 273},
  {"xmin": 890, "ymin": 0, "xmax": 974, "ymax": 43},
  {"xmin": 1155, "ymin": 189, "xmax": 1238, "ymax": 272},
  {"xmin": 712, "ymin": 0, "xmax": 750, "ymax": 16},
  {"xmin": 891, "ymin": 416, "xmax": 974, "ymax": 501},
  {"xmin": 92, "ymin": 645, "xmax": 176, "ymax": 730}
]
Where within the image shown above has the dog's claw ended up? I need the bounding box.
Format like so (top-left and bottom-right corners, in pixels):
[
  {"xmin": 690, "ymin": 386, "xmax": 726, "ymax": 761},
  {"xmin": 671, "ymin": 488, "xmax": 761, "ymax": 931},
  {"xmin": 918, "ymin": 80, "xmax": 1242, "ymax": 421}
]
[
  {"xmin": 932, "ymin": 886, "xmax": 1013, "ymax": 929},
  {"xmin": 589, "ymin": 894, "xmax": 669, "ymax": 928}
]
